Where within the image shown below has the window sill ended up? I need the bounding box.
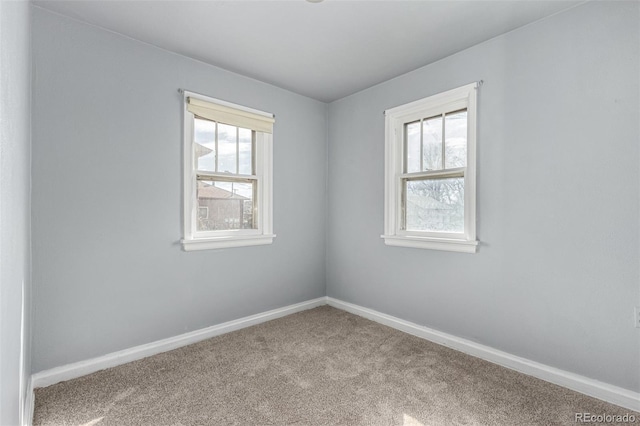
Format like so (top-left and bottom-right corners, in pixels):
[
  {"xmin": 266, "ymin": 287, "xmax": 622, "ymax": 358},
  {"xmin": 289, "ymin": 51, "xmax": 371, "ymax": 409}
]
[
  {"xmin": 381, "ymin": 235, "xmax": 478, "ymax": 253},
  {"xmin": 182, "ymin": 234, "xmax": 276, "ymax": 251}
]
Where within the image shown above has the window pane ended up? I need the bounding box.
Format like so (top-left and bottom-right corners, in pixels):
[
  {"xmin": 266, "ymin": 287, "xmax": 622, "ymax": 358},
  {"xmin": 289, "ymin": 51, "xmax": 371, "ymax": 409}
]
[
  {"xmin": 445, "ymin": 110, "xmax": 467, "ymax": 169},
  {"xmin": 405, "ymin": 121, "xmax": 420, "ymax": 173},
  {"xmin": 217, "ymin": 123, "xmax": 237, "ymax": 174},
  {"xmin": 197, "ymin": 179, "xmax": 255, "ymax": 231},
  {"xmin": 423, "ymin": 116, "xmax": 443, "ymax": 171},
  {"xmin": 194, "ymin": 118, "xmax": 216, "ymax": 172},
  {"xmin": 198, "ymin": 206, "xmax": 209, "ymax": 220},
  {"xmin": 405, "ymin": 177, "xmax": 464, "ymax": 233},
  {"xmin": 238, "ymin": 127, "xmax": 253, "ymax": 175}
]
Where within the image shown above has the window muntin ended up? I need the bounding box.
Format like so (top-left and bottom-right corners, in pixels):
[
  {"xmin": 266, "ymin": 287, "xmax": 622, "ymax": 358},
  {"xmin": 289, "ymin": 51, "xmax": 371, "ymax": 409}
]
[
  {"xmin": 182, "ymin": 92, "xmax": 274, "ymax": 251},
  {"xmin": 383, "ymin": 83, "xmax": 478, "ymax": 253}
]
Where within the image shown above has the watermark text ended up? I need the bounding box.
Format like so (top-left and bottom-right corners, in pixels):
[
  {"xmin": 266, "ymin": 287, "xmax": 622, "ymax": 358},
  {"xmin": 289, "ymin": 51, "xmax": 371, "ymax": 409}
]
[{"xmin": 575, "ymin": 413, "xmax": 636, "ymax": 423}]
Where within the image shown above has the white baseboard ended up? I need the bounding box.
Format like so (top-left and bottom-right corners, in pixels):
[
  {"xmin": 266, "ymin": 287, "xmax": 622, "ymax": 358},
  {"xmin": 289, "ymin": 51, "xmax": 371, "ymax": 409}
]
[
  {"xmin": 30, "ymin": 295, "xmax": 639, "ymax": 415},
  {"xmin": 326, "ymin": 297, "xmax": 640, "ymax": 413},
  {"xmin": 23, "ymin": 377, "xmax": 34, "ymax": 426},
  {"xmin": 31, "ymin": 297, "xmax": 327, "ymax": 389}
]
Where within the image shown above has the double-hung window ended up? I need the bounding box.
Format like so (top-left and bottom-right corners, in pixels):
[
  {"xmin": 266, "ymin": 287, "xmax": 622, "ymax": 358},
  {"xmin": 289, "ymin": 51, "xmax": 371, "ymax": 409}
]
[
  {"xmin": 182, "ymin": 92, "xmax": 275, "ymax": 251},
  {"xmin": 383, "ymin": 83, "xmax": 478, "ymax": 253}
]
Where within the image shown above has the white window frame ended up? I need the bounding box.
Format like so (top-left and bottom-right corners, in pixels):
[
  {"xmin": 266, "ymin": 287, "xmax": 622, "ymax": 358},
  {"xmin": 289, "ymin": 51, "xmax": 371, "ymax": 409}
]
[
  {"xmin": 181, "ymin": 91, "xmax": 275, "ymax": 251},
  {"xmin": 382, "ymin": 83, "xmax": 478, "ymax": 253}
]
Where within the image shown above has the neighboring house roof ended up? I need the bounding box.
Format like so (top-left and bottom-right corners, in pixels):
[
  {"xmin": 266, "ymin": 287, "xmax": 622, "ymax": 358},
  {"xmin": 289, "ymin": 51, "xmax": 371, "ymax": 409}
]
[
  {"xmin": 198, "ymin": 181, "xmax": 248, "ymax": 200},
  {"xmin": 195, "ymin": 142, "xmax": 213, "ymax": 158}
]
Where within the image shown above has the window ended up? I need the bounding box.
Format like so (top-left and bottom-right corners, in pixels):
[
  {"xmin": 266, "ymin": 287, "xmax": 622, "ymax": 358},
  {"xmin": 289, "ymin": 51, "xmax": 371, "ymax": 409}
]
[
  {"xmin": 182, "ymin": 92, "xmax": 275, "ymax": 251},
  {"xmin": 198, "ymin": 206, "xmax": 209, "ymax": 220},
  {"xmin": 382, "ymin": 83, "xmax": 478, "ymax": 253}
]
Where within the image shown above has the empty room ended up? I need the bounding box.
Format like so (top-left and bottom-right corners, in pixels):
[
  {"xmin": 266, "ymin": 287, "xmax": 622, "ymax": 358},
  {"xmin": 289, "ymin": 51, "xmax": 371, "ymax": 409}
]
[{"xmin": 1, "ymin": 0, "xmax": 639, "ymax": 424}]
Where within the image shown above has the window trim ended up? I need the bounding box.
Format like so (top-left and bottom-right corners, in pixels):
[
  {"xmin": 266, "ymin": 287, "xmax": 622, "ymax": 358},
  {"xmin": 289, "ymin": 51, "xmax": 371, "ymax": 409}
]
[
  {"xmin": 181, "ymin": 91, "xmax": 274, "ymax": 251},
  {"xmin": 382, "ymin": 83, "xmax": 478, "ymax": 253}
]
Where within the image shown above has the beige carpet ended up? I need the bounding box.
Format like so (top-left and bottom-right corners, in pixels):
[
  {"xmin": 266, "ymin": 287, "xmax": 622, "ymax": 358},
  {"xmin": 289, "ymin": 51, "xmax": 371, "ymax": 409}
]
[{"xmin": 34, "ymin": 306, "xmax": 635, "ymax": 425}]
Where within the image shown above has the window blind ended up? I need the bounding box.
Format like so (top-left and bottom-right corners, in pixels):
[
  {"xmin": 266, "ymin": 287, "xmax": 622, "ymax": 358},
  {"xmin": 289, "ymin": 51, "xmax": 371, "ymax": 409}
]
[{"xmin": 187, "ymin": 97, "xmax": 275, "ymax": 134}]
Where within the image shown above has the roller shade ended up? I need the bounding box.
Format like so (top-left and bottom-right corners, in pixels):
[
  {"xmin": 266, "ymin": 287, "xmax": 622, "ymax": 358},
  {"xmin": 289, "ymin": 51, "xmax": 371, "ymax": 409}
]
[{"xmin": 187, "ymin": 97, "xmax": 274, "ymax": 134}]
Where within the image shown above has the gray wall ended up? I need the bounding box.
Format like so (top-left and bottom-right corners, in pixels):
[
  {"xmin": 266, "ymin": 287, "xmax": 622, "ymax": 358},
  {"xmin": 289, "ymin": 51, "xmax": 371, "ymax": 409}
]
[
  {"xmin": 327, "ymin": 1, "xmax": 640, "ymax": 392},
  {"xmin": 31, "ymin": 8, "xmax": 327, "ymax": 373},
  {"xmin": 0, "ymin": 0, "xmax": 32, "ymax": 424}
]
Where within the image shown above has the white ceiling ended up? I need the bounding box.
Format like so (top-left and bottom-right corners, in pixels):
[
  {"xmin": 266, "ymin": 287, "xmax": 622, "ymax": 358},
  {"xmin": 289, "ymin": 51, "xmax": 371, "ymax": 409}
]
[{"xmin": 33, "ymin": 0, "xmax": 582, "ymax": 102}]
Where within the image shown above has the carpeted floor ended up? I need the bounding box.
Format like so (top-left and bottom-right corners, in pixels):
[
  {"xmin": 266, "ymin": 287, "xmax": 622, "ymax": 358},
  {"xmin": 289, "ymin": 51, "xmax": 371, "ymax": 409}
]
[{"xmin": 34, "ymin": 306, "xmax": 635, "ymax": 425}]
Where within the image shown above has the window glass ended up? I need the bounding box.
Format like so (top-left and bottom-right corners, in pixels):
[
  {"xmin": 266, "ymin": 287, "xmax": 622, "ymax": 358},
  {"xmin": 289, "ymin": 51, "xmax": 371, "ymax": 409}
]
[
  {"xmin": 422, "ymin": 115, "xmax": 443, "ymax": 171},
  {"xmin": 217, "ymin": 123, "xmax": 237, "ymax": 174},
  {"xmin": 197, "ymin": 179, "xmax": 255, "ymax": 231},
  {"xmin": 404, "ymin": 178, "xmax": 464, "ymax": 233},
  {"xmin": 238, "ymin": 127, "xmax": 253, "ymax": 175},
  {"xmin": 444, "ymin": 110, "xmax": 467, "ymax": 169},
  {"xmin": 405, "ymin": 121, "xmax": 421, "ymax": 173},
  {"xmin": 194, "ymin": 118, "xmax": 216, "ymax": 172}
]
